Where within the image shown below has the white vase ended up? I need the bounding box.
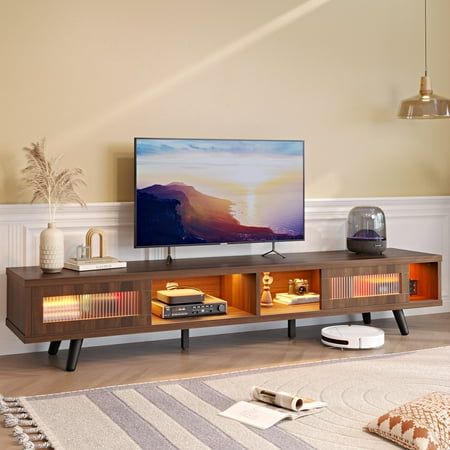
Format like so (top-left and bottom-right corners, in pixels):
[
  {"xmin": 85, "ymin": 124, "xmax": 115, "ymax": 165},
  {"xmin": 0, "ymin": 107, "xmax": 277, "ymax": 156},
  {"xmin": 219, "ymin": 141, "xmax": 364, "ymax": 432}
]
[{"xmin": 40, "ymin": 223, "xmax": 64, "ymax": 273}]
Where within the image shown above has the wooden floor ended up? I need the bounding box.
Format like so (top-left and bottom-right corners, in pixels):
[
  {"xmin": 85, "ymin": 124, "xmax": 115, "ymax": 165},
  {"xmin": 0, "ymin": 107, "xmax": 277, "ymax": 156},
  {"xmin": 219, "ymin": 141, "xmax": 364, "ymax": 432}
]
[{"xmin": 1, "ymin": 312, "xmax": 449, "ymax": 449}]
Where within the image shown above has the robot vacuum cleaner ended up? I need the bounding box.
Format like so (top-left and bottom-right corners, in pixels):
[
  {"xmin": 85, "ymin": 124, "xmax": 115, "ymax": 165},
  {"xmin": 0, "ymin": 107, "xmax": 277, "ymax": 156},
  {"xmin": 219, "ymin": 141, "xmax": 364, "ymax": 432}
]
[{"xmin": 321, "ymin": 324, "xmax": 384, "ymax": 349}]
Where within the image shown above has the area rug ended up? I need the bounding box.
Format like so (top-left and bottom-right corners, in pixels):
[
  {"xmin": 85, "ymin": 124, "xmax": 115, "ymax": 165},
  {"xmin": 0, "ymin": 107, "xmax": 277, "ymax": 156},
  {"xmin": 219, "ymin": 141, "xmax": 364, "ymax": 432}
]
[{"xmin": 2, "ymin": 346, "xmax": 450, "ymax": 450}]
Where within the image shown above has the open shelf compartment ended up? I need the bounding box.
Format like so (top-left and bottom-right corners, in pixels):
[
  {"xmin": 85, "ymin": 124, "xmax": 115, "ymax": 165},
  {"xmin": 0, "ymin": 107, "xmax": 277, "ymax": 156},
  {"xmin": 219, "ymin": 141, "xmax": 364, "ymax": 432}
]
[
  {"xmin": 150, "ymin": 273, "xmax": 257, "ymax": 326},
  {"xmin": 409, "ymin": 262, "xmax": 439, "ymax": 302},
  {"xmin": 259, "ymin": 269, "xmax": 321, "ymax": 316}
]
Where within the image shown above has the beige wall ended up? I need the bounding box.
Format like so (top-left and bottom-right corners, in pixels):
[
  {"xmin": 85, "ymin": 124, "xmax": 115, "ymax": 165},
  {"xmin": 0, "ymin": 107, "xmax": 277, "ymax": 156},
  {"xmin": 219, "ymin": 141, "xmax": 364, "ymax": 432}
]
[{"xmin": 1, "ymin": 0, "xmax": 449, "ymax": 204}]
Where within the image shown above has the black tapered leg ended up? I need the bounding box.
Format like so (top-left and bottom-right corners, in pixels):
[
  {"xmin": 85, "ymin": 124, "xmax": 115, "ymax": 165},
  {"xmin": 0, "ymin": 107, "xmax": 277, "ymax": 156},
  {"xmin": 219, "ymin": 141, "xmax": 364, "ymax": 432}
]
[
  {"xmin": 48, "ymin": 340, "xmax": 61, "ymax": 355},
  {"xmin": 288, "ymin": 319, "xmax": 296, "ymax": 339},
  {"xmin": 181, "ymin": 329, "xmax": 189, "ymax": 350},
  {"xmin": 362, "ymin": 312, "xmax": 372, "ymax": 325},
  {"xmin": 65, "ymin": 339, "xmax": 83, "ymax": 371},
  {"xmin": 393, "ymin": 309, "xmax": 409, "ymax": 335}
]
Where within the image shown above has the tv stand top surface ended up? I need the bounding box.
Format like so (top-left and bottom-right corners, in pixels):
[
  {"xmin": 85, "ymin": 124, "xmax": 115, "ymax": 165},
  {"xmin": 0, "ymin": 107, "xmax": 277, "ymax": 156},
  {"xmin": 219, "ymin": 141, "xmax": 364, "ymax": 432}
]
[{"xmin": 6, "ymin": 248, "xmax": 441, "ymax": 284}]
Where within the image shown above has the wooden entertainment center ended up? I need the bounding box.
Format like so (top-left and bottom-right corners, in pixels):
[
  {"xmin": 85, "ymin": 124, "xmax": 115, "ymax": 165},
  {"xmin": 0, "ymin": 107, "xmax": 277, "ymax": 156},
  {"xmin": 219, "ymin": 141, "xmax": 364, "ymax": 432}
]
[{"xmin": 6, "ymin": 248, "xmax": 441, "ymax": 371}]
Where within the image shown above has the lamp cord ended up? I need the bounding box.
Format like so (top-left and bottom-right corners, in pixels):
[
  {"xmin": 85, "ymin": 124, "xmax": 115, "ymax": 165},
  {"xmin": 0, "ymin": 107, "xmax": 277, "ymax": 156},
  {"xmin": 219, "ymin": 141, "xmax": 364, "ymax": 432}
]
[{"xmin": 424, "ymin": 0, "xmax": 428, "ymax": 75}]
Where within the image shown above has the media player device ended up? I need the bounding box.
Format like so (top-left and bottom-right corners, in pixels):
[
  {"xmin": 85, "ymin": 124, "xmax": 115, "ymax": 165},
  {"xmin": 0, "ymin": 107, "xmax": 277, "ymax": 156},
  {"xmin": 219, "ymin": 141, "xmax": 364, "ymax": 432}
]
[
  {"xmin": 156, "ymin": 288, "xmax": 205, "ymax": 305},
  {"xmin": 321, "ymin": 324, "xmax": 384, "ymax": 349},
  {"xmin": 151, "ymin": 296, "xmax": 227, "ymax": 319}
]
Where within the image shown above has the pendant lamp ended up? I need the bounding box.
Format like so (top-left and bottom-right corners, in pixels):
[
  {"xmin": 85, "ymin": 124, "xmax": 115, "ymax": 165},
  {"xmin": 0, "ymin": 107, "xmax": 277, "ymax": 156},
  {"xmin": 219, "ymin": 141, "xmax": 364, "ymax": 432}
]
[{"xmin": 398, "ymin": 0, "xmax": 450, "ymax": 119}]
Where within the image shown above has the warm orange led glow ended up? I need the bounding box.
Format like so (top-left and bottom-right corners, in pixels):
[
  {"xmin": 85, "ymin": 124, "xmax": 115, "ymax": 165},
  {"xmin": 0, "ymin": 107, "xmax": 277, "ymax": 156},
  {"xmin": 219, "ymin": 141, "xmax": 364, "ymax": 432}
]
[
  {"xmin": 330, "ymin": 273, "xmax": 401, "ymax": 300},
  {"xmin": 43, "ymin": 291, "xmax": 140, "ymax": 323},
  {"xmin": 365, "ymin": 274, "xmax": 399, "ymax": 283},
  {"xmin": 231, "ymin": 274, "xmax": 242, "ymax": 283}
]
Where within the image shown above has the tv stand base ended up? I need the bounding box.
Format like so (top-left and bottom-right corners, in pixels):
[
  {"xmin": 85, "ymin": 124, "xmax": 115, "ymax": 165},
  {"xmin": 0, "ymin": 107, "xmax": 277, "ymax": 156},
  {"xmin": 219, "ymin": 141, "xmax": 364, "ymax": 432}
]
[
  {"xmin": 48, "ymin": 340, "xmax": 61, "ymax": 355},
  {"xmin": 181, "ymin": 329, "xmax": 189, "ymax": 350},
  {"xmin": 288, "ymin": 319, "xmax": 296, "ymax": 339},
  {"xmin": 262, "ymin": 242, "xmax": 286, "ymax": 259},
  {"xmin": 5, "ymin": 248, "xmax": 440, "ymax": 372},
  {"xmin": 393, "ymin": 309, "xmax": 409, "ymax": 335},
  {"xmin": 166, "ymin": 247, "xmax": 173, "ymax": 265},
  {"xmin": 48, "ymin": 339, "xmax": 84, "ymax": 371},
  {"xmin": 66, "ymin": 339, "xmax": 83, "ymax": 372},
  {"xmin": 362, "ymin": 312, "xmax": 372, "ymax": 324},
  {"xmin": 361, "ymin": 310, "xmax": 408, "ymax": 335}
]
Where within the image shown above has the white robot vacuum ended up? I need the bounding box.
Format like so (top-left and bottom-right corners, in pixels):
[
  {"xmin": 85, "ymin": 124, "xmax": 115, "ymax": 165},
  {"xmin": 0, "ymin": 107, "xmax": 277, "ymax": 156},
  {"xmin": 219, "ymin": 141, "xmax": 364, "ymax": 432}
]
[{"xmin": 321, "ymin": 324, "xmax": 384, "ymax": 349}]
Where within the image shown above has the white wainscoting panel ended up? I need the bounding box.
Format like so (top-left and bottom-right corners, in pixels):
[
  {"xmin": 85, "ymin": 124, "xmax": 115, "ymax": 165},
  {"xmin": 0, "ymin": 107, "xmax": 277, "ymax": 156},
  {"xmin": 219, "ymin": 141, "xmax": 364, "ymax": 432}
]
[{"xmin": 0, "ymin": 197, "xmax": 449, "ymax": 356}]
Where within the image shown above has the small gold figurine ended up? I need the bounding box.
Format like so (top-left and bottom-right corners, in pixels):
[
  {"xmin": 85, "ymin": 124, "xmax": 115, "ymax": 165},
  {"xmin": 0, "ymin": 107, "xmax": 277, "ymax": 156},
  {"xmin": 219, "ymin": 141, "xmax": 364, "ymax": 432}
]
[{"xmin": 260, "ymin": 272, "xmax": 274, "ymax": 307}]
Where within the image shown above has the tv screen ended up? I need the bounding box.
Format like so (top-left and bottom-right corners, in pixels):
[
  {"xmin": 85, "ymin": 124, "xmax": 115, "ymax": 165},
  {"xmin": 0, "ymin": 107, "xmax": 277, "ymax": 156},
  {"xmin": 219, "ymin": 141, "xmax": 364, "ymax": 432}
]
[{"xmin": 134, "ymin": 138, "xmax": 304, "ymax": 248}]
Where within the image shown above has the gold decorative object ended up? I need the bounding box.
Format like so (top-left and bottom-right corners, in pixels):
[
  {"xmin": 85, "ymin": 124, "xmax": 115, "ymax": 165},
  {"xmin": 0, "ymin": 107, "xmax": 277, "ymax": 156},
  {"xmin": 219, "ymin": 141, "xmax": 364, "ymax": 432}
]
[
  {"xmin": 260, "ymin": 272, "xmax": 274, "ymax": 307},
  {"xmin": 85, "ymin": 228, "xmax": 106, "ymax": 259},
  {"xmin": 64, "ymin": 227, "xmax": 127, "ymax": 271}
]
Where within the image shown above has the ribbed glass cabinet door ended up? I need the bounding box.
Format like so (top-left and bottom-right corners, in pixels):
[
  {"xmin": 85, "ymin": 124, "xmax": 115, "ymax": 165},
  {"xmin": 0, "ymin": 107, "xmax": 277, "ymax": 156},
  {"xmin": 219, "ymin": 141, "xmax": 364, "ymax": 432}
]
[
  {"xmin": 31, "ymin": 280, "xmax": 149, "ymax": 337},
  {"xmin": 43, "ymin": 291, "xmax": 140, "ymax": 323},
  {"xmin": 321, "ymin": 265, "xmax": 409, "ymax": 310}
]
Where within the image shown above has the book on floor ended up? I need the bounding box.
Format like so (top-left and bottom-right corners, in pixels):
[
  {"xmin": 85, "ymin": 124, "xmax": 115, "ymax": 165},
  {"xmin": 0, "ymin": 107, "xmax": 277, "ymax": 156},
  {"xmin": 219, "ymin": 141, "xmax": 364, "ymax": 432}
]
[{"xmin": 219, "ymin": 386, "xmax": 327, "ymax": 429}]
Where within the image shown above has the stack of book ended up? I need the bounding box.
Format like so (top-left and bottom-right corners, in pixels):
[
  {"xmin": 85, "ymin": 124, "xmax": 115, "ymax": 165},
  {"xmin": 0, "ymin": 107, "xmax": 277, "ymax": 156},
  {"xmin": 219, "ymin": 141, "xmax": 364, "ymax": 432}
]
[
  {"xmin": 64, "ymin": 257, "xmax": 127, "ymax": 272},
  {"xmin": 274, "ymin": 292, "xmax": 320, "ymax": 305}
]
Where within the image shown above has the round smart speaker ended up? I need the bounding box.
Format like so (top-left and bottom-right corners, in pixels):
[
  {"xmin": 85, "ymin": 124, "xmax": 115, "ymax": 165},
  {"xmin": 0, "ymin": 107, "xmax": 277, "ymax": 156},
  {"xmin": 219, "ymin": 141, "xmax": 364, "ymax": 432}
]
[{"xmin": 347, "ymin": 206, "xmax": 386, "ymax": 255}]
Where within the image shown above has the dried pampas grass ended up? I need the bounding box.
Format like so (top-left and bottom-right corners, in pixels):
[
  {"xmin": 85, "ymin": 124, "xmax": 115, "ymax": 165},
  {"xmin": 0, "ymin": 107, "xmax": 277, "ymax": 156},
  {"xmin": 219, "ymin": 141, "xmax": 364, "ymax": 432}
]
[{"xmin": 22, "ymin": 138, "xmax": 86, "ymax": 222}]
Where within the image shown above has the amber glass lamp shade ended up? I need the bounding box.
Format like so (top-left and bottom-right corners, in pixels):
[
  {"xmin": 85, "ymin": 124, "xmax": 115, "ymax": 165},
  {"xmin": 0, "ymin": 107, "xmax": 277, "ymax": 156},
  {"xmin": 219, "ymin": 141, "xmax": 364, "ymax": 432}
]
[{"xmin": 399, "ymin": 75, "xmax": 450, "ymax": 119}]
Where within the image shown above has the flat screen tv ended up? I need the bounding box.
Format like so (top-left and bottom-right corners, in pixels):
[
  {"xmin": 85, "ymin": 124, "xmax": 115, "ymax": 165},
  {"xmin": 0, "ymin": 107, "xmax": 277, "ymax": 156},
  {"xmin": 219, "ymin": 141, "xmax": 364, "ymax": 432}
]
[{"xmin": 134, "ymin": 138, "xmax": 304, "ymax": 248}]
